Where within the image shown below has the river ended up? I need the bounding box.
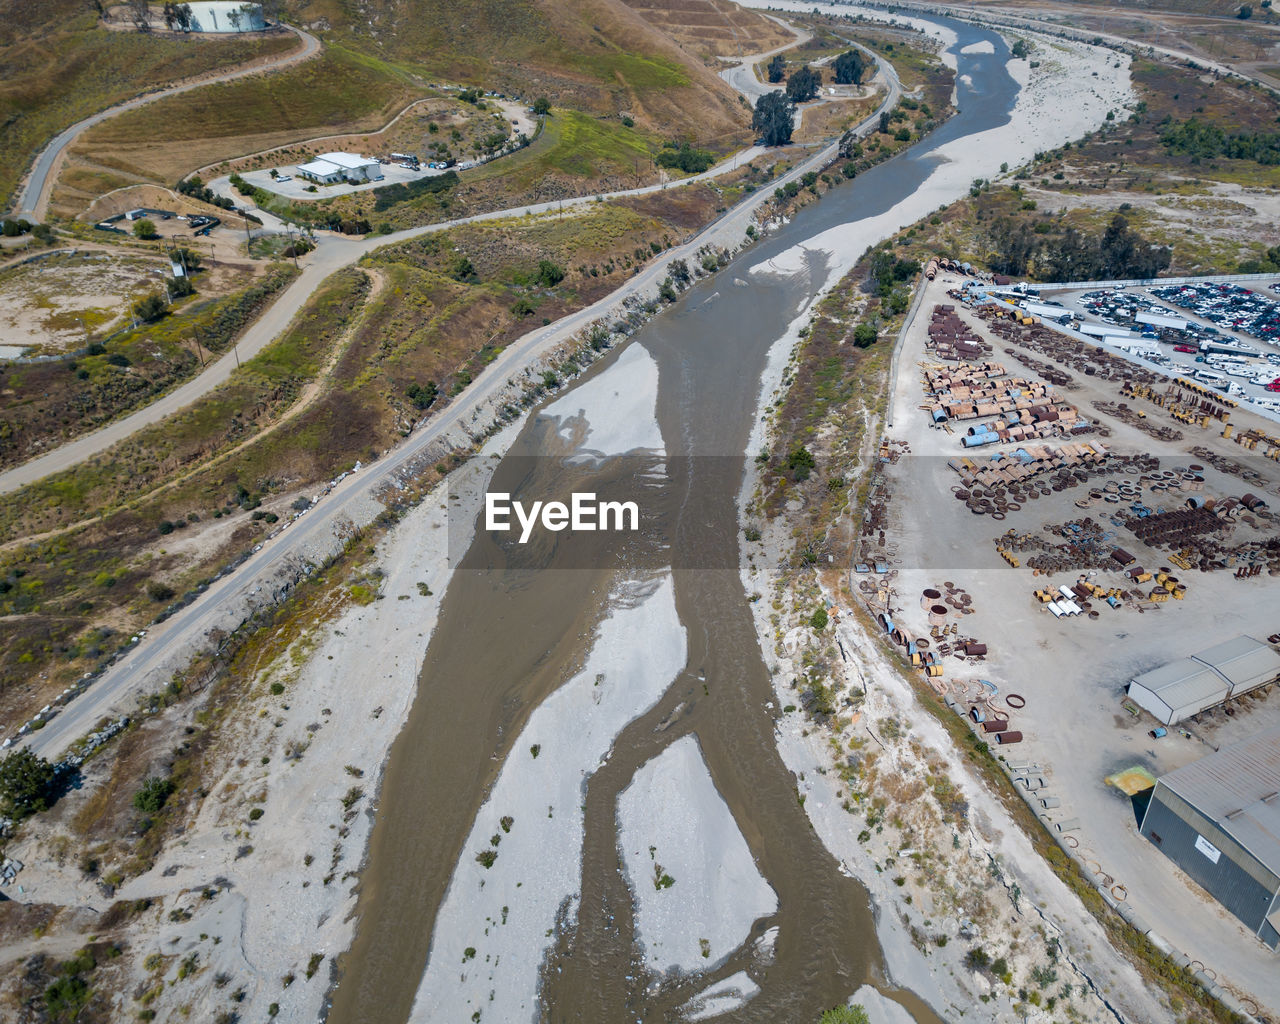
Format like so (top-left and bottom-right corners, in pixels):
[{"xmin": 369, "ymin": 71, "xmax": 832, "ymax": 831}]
[{"xmin": 329, "ymin": 14, "xmax": 1021, "ymax": 1024}]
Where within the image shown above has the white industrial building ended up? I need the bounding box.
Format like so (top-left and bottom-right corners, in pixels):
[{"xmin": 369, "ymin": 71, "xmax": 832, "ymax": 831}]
[
  {"xmin": 1127, "ymin": 636, "xmax": 1280, "ymax": 725},
  {"xmin": 297, "ymin": 153, "xmax": 383, "ymax": 185},
  {"xmin": 182, "ymin": 2, "xmax": 265, "ymax": 32}
]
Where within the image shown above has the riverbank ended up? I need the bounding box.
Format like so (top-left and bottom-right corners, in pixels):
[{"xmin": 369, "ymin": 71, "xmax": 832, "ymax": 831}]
[{"xmin": 726, "ymin": 6, "xmax": 1173, "ymax": 1020}]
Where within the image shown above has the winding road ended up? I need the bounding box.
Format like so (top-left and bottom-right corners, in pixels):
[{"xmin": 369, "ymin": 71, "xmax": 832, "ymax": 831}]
[
  {"xmin": 10, "ymin": 25, "xmax": 320, "ymax": 222},
  {"xmin": 0, "ymin": 36, "xmax": 899, "ymax": 497},
  {"xmin": 15, "ymin": 25, "xmax": 909, "ymax": 759}
]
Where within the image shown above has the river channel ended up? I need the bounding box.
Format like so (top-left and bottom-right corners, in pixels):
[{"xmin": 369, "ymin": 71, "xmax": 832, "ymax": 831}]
[{"xmin": 330, "ymin": 15, "xmax": 1021, "ymax": 1024}]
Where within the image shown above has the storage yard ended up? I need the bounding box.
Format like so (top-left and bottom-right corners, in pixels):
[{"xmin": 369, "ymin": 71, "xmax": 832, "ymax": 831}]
[
  {"xmin": 1041, "ymin": 280, "xmax": 1280, "ymax": 416},
  {"xmin": 866, "ymin": 267, "xmax": 1280, "ymax": 1014}
]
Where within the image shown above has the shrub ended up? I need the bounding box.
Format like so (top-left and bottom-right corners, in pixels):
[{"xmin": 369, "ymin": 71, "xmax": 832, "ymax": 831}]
[
  {"xmin": 0, "ymin": 750, "xmax": 58, "ymax": 819},
  {"xmin": 810, "ymin": 608, "xmax": 829, "ymax": 630},
  {"xmin": 133, "ymin": 293, "xmax": 169, "ymax": 322},
  {"xmin": 133, "ymin": 777, "xmax": 175, "ymax": 815},
  {"xmin": 536, "ymin": 260, "xmax": 566, "ymax": 286}
]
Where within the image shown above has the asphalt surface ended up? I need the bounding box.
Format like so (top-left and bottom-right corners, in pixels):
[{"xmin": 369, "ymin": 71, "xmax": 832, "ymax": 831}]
[
  {"xmin": 10, "ymin": 26, "xmax": 320, "ymax": 221},
  {"xmin": 0, "ymin": 66, "xmax": 875, "ymax": 496},
  {"xmin": 17, "ymin": 33, "xmax": 903, "ymax": 760}
]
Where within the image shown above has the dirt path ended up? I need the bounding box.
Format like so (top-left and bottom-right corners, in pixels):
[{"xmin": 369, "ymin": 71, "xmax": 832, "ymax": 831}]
[
  {"xmin": 0, "ymin": 269, "xmax": 386, "ymax": 554},
  {"xmin": 11, "ymin": 24, "xmax": 320, "ymax": 222}
]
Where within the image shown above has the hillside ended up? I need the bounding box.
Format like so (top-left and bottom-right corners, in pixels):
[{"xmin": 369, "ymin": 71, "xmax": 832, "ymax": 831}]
[
  {"xmin": 0, "ymin": 0, "xmax": 297, "ymax": 211},
  {"xmin": 289, "ymin": 0, "xmax": 751, "ymax": 145}
]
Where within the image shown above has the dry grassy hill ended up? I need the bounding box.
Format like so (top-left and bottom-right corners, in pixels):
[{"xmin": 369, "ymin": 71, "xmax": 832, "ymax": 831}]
[
  {"xmin": 0, "ymin": 0, "xmax": 297, "ymax": 212},
  {"xmin": 619, "ymin": 0, "xmax": 794, "ymax": 59},
  {"xmin": 289, "ymin": 0, "xmax": 750, "ymax": 143}
]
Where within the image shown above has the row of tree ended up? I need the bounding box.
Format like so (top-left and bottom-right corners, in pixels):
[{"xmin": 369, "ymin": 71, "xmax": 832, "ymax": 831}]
[
  {"xmin": 985, "ymin": 213, "xmax": 1172, "ymax": 281},
  {"xmin": 767, "ymin": 50, "xmax": 867, "ymax": 89},
  {"xmin": 1159, "ymin": 118, "xmax": 1280, "ymax": 165}
]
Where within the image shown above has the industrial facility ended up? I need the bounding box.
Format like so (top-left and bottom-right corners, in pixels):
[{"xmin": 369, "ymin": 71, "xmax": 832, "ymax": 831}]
[
  {"xmin": 297, "ymin": 153, "xmax": 382, "ymax": 185},
  {"xmin": 1127, "ymin": 636, "xmax": 1280, "ymax": 725},
  {"xmin": 1139, "ymin": 726, "xmax": 1280, "ymax": 950}
]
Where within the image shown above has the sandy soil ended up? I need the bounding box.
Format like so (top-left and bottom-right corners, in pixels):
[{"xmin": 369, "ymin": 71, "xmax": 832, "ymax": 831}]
[
  {"xmin": 0, "ymin": 11, "xmax": 1157, "ymax": 1022},
  {"xmin": 0, "ymin": 250, "xmax": 169, "ymax": 353},
  {"xmin": 541, "ymin": 342, "xmax": 666, "ymax": 458},
  {"xmin": 617, "ymin": 734, "xmax": 778, "ymax": 976}
]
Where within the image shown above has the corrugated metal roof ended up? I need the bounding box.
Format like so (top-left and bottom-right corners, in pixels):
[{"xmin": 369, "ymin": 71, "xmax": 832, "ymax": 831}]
[
  {"xmin": 1192, "ymin": 635, "xmax": 1280, "ymax": 691},
  {"xmin": 1130, "ymin": 658, "xmax": 1228, "ymax": 716},
  {"xmin": 1162, "ymin": 725, "xmax": 1280, "ymax": 873}
]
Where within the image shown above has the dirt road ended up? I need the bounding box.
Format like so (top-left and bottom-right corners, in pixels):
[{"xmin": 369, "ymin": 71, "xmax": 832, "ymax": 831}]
[{"xmin": 10, "ymin": 25, "xmax": 320, "ymax": 221}]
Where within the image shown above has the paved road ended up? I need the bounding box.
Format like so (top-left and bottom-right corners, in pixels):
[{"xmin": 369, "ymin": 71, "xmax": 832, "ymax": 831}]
[
  {"xmin": 0, "ymin": 145, "xmax": 769, "ymax": 496},
  {"xmin": 10, "ymin": 25, "xmax": 320, "ymax": 221},
  {"xmin": 0, "ymin": 110, "xmax": 821, "ymax": 494},
  {"xmin": 18, "ymin": 44, "xmax": 905, "ymax": 761}
]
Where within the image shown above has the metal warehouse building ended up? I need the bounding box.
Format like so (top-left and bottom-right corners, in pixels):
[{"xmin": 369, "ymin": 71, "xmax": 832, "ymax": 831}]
[
  {"xmin": 297, "ymin": 153, "xmax": 382, "ymax": 185},
  {"xmin": 1140, "ymin": 726, "xmax": 1280, "ymax": 950},
  {"xmin": 1126, "ymin": 635, "xmax": 1280, "ymax": 725}
]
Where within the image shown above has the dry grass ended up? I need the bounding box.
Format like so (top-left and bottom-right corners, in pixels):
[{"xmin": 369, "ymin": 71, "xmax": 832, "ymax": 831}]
[
  {"xmin": 622, "ymin": 0, "xmax": 795, "ymax": 59},
  {"xmin": 0, "ymin": 0, "xmax": 297, "ymax": 209},
  {"xmin": 54, "ymin": 45, "xmax": 423, "ymax": 212},
  {"xmin": 794, "ymin": 96, "xmax": 879, "ymax": 143}
]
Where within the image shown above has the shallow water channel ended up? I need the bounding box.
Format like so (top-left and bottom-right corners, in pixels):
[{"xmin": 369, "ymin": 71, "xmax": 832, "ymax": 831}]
[{"xmin": 330, "ymin": 17, "xmax": 1020, "ymax": 1024}]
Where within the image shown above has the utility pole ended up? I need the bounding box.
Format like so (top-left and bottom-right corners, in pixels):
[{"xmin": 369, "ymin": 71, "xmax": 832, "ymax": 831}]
[{"xmin": 234, "ymin": 343, "xmax": 241, "ymax": 370}]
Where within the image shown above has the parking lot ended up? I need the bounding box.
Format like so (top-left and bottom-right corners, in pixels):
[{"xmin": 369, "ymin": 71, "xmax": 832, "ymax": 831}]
[
  {"xmin": 232, "ymin": 160, "xmax": 448, "ymax": 201},
  {"xmin": 1045, "ymin": 282, "xmax": 1280, "ymax": 417}
]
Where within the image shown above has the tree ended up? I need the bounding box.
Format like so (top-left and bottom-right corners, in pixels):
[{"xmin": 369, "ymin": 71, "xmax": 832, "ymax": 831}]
[
  {"xmin": 786, "ymin": 65, "xmax": 821, "ymax": 103},
  {"xmin": 878, "ymin": 110, "xmax": 891, "ymax": 134},
  {"xmin": 450, "ymin": 254, "xmax": 477, "ymax": 282},
  {"xmin": 787, "ymin": 444, "xmax": 815, "ymax": 481},
  {"xmin": 1238, "ymin": 3, "xmax": 1253, "ymax": 16},
  {"xmin": 168, "ymin": 246, "xmax": 202, "ymax": 272},
  {"xmin": 536, "ymin": 260, "xmax": 565, "ymax": 286},
  {"xmin": 406, "ymin": 381, "xmax": 438, "ymax": 410},
  {"xmin": 1011, "ymin": 38, "xmax": 1031, "ymax": 58},
  {"xmin": 132, "ymin": 218, "xmax": 158, "ymax": 240},
  {"xmin": 0, "ymin": 749, "xmax": 57, "ymax": 819},
  {"xmin": 853, "ymin": 321, "xmax": 878, "ymax": 348},
  {"xmin": 531, "ymin": 96, "xmax": 552, "ymax": 116},
  {"xmin": 766, "ymin": 54, "xmax": 786, "ymax": 83},
  {"xmin": 752, "ymin": 92, "xmax": 794, "ymax": 146},
  {"xmin": 127, "ymin": 0, "xmax": 151, "ymax": 30},
  {"xmin": 832, "ymin": 49, "xmax": 866, "ymax": 85},
  {"xmin": 133, "ymin": 293, "xmax": 169, "ymax": 322}
]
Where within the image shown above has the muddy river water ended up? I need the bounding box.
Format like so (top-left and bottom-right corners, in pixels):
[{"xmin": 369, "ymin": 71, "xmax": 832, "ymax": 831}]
[{"xmin": 330, "ymin": 16, "xmax": 1020, "ymax": 1024}]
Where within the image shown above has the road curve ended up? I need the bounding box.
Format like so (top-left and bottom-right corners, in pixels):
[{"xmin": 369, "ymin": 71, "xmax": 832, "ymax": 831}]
[
  {"xmin": 0, "ymin": 126, "xmax": 824, "ymax": 494},
  {"xmin": 18, "ymin": 61, "xmax": 909, "ymax": 759},
  {"xmin": 10, "ymin": 25, "xmax": 320, "ymax": 221}
]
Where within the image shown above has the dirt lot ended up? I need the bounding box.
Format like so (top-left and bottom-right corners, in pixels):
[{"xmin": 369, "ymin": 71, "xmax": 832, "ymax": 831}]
[
  {"xmin": 870, "ymin": 273, "xmax": 1280, "ymax": 1014},
  {"xmin": 0, "ymin": 250, "xmax": 169, "ymax": 354}
]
